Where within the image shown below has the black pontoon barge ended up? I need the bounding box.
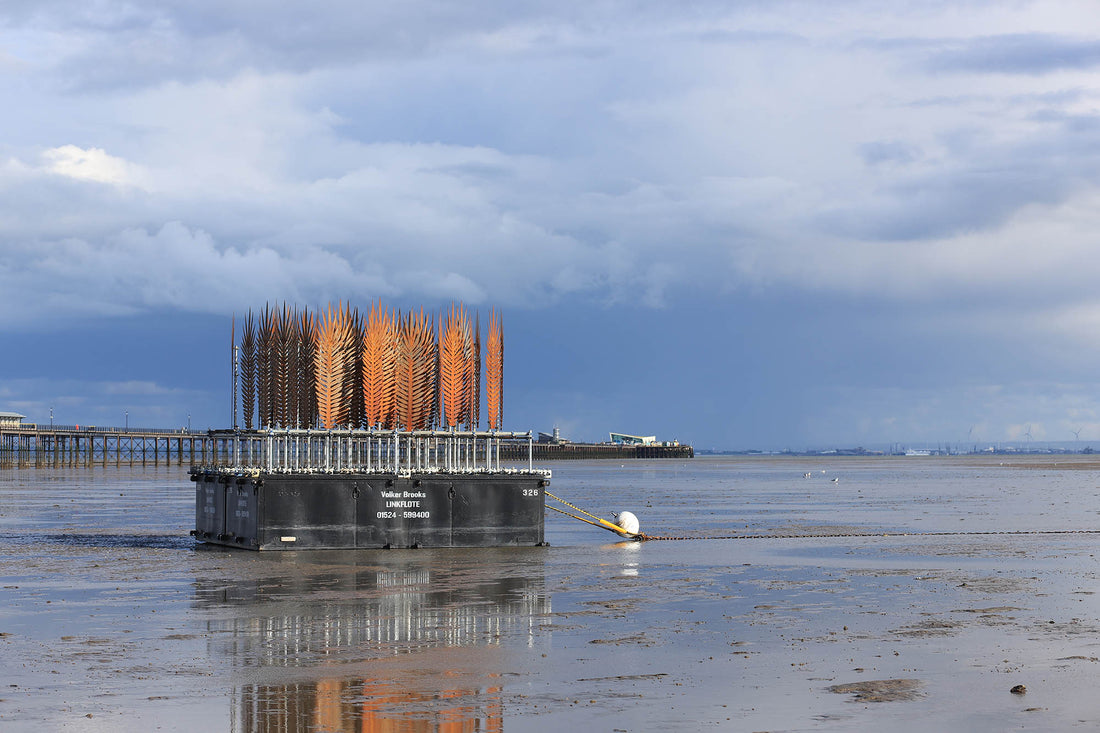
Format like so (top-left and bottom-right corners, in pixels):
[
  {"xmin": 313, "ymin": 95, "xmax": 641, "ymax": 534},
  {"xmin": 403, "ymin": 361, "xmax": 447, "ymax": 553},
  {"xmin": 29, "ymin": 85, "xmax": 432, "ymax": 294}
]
[{"xmin": 191, "ymin": 429, "xmax": 549, "ymax": 550}]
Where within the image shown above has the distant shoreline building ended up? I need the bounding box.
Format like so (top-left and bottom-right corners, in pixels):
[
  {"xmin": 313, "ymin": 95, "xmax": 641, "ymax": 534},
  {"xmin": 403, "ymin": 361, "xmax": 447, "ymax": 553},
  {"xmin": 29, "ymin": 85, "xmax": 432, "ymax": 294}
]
[
  {"xmin": 610, "ymin": 432, "xmax": 680, "ymax": 446},
  {"xmin": 537, "ymin": 426, "xmax": 567, "ymax": 444},
  {"xmin": 0, "ymin": 412, "xmax": 26, "ymax": 428},
  {"xmin": 537, "ymin": 428, "xmax": 683, "ymax": 449}
]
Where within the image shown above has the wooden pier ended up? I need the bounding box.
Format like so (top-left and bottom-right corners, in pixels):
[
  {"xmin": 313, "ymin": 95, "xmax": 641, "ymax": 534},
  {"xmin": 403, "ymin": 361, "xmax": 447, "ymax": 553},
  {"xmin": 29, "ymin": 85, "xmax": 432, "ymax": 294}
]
[
  {"xmin": 1, "ymin": 425, "xmax": 692, "ymax": 468},
  {"xmin": 0, "ymin": 424, "xmax": 235, "ymax": 468}
]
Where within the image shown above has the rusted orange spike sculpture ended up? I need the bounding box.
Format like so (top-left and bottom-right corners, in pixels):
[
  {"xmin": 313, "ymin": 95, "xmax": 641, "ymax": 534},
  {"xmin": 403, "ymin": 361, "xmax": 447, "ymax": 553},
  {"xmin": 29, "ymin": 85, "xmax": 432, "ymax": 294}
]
[
  {"xmin": 486, "ymin": 309, "xmax": 503, "ymax": 430},
  {"xmin": 433, "ymin": 317, "xmax": 443, "ymax": 428},
  {"xmin": 460, "ymin": 313, "xmax": 473, "ymax": 428},
  {"xmin": 362, "ymin": 301, "xmax": 397, "ymax": 429},
  {"xmin": 440, "ymin": 303, "xmax": 469, "ymax": 429},
  {"xmin": 315, "ymin": 302, "xmax": 353, "ymax": 429},
  {"xmin": 240, "ymin": 300, "xmax": 502, "ymax": 432},
  {"xmin": 421, "ymin": 313, "xmax": 438, "ymax": 430},
  {"xmin": 395, "ymin": 310, "xmax": 411, "ymax": 430},
  {"xmin": 467, "ymin": 313, "xmax": 481, "ymax": 430},
  {"xmin": 394, "ymin": 309, "xmax": 436, "ymax": 430}
]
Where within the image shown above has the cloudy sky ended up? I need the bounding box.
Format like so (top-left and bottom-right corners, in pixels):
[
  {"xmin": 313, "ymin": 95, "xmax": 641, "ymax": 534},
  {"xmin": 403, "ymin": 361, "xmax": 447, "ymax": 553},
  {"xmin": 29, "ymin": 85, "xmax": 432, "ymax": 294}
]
[{"xmin": 4, "ymin": 0, "xmax": 1100, "ymax": 450}]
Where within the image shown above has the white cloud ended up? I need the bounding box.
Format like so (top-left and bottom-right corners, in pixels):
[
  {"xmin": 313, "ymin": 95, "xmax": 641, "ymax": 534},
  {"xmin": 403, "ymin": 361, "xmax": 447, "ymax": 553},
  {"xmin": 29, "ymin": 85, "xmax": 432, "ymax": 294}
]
[{"xmin": 42, "ymin": 145, "xmax": 146, "ymax": 186}]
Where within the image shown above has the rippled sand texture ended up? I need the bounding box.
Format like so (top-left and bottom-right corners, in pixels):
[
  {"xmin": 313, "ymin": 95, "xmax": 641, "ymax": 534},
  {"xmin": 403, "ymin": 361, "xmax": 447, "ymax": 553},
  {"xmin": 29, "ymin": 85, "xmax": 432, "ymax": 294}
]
[{"xmin": 2, "ymin": 455, "xmax": 1100, "ymax": 731}]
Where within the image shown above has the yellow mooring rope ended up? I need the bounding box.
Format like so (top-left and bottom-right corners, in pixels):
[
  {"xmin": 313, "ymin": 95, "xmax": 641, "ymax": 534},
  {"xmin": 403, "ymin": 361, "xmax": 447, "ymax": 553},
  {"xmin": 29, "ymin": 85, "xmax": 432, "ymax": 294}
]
[{"xmin": 544, "ymin": 491, "xmax": 646, "ymax": 540}]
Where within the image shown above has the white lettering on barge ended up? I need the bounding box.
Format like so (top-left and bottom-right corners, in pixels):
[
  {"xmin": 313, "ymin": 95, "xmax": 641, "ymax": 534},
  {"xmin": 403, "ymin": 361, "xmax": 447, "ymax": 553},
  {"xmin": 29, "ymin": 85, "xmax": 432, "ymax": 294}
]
[
  {"xmin": 376, "ymin": 490, "xmax": 430, "ymax": 520},
  {"xmin": 376, "ymin": 510, "xmax": 431, "ymax": 520}
]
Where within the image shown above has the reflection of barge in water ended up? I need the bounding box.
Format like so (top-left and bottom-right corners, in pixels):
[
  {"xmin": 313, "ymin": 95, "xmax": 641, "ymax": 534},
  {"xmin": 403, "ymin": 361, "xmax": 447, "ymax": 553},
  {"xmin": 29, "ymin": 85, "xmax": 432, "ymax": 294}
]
[
  {"xmin": 194, "ymin": 552, "xmax": 549, "ymax": 730},
  {"xmin": 197, "ymin": 554, "xmax": 550, "ymax": 661},
  {"xmin": 191, "ymin": 428, "xmax": 550, "ymax": 550}
]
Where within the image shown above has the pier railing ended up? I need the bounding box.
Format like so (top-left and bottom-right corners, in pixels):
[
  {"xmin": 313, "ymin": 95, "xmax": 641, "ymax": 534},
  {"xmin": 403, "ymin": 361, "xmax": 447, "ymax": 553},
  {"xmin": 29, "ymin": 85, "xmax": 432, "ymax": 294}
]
[
  {"xmin": 0, "ymin": 424, "xmax": 546, "ymax": 475},
  {"xmin": 0, "ymin": 426, "xmax": 223, "ymax": 469}
]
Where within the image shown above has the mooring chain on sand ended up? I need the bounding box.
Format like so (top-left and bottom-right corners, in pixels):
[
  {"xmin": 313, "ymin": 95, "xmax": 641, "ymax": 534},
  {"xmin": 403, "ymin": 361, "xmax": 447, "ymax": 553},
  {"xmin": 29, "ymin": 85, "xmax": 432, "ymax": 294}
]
[
  {"xmin": 634, "ymin": 529, "xmax": 1100, "ymax": 541},
  {"xmin": 545, "ymin": 492, "xmax": 1100, "ymax": 542}
]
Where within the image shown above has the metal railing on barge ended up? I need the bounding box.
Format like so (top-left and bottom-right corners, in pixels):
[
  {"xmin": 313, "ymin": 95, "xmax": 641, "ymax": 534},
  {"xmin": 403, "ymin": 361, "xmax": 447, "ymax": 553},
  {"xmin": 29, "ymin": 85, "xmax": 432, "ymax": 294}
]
[{"xmin": 197, "ymin": 428, "xmax": 550, "ymax": 478}]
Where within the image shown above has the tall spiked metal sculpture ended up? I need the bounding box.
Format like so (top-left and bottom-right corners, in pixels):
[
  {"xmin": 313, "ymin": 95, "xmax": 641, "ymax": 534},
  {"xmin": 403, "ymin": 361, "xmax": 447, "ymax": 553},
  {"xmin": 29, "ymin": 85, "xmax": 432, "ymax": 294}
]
[
  {"xmin": 238, "ymin": 300, "xmax": 503, "ymax": 432},
  {"xmin": 440, "ymin": 303, "xmax": 469, "ymax": 429},
  {"xmin": 486, "ymin": 309, "xmax": 504, "ymax": 430},
  {"xmin": 297, "ymin": 308, "xmax": 317, "ymax": 429},
  {"xmin": 363, "ymin": 301, "xmax": 396, "ymax": 428},
  {"xmin": 257, "ymin": 306, "xmax": 274, "ymax": 428},
  {"xmin": 467, "ymin": 314, "xmax": 481, "ymax": 430},
  {"xmin": 240, "ymin": 311, "xmax": 257, "ymax": 430},
  {"xmin": 395, "ymin": 309, "xmax": 437, "ymax": 430},
  {"xmin": 315, "ymin": 303, "xmax": 355, "ymax": 429}
]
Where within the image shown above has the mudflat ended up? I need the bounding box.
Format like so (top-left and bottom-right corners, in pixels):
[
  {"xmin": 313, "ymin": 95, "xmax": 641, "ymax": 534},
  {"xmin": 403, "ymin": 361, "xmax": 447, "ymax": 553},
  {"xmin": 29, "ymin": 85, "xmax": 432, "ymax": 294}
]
[{"xmin": 1, "ymin": 455, "xmax": 1099, "ymax": 731}]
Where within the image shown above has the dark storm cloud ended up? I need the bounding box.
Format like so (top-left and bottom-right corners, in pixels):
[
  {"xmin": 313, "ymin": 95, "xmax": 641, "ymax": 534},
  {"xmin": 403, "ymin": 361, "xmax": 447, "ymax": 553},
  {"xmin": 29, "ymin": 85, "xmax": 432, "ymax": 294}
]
[
  {"xmin": 822, "ymin": 165, "xmax": 1073, "ymax": 241},
  {"xmin": 827, "ymin": 108, "xmax": 1100, "ymax": 242}
]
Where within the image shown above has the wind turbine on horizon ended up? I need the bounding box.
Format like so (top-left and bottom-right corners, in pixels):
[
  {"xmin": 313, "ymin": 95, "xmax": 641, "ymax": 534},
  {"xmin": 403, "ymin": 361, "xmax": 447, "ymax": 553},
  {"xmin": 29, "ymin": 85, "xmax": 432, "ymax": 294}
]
[{"xmin": 1024, "ymin": 424, "xmax": 1033, "ymax": 453}]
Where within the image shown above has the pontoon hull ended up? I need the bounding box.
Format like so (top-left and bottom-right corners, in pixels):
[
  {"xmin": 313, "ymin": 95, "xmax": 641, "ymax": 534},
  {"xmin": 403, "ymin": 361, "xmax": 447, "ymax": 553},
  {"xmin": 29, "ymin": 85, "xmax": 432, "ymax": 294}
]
[{"xmin": 192, "ymin": 470, "xmax": 547, "ymax": 550}]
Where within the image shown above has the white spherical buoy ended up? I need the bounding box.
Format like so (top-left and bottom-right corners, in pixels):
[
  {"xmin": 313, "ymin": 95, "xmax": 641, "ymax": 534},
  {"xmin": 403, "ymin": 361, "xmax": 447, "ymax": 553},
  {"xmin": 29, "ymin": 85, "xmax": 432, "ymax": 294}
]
[{"xmin": 614, "ymin": 511, "xmax": 640, "ymax": 536}]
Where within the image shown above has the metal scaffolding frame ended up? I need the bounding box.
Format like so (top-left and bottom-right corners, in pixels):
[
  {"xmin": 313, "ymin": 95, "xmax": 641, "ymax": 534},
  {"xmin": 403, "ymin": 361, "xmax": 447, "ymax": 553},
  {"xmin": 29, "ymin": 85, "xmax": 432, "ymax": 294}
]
[{"xmin": 198, "ymin": 428, "xmax": 547, "ymax": 478}]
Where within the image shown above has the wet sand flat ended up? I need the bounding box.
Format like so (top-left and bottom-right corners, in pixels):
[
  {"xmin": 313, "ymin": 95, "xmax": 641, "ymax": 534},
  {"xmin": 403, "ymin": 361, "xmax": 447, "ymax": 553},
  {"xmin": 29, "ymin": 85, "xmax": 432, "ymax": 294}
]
[{"xmin": 2, "ymin": 455, "xmax": 1100, "ymax": 730}]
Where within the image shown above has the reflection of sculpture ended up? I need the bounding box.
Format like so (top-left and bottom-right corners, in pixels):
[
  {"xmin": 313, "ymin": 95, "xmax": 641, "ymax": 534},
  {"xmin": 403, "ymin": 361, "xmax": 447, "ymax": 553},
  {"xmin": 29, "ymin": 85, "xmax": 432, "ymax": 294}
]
[
  {"xmin": 236, "ymin": 301, "xmax": 504, "ymax": 431},
  {"xmin": 195, "ymin": 554, "xmax": 547, "ymax": 732},
  {"xmin": 239, "ymin": 677, "xmax": 505, "ymax": 733}
]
